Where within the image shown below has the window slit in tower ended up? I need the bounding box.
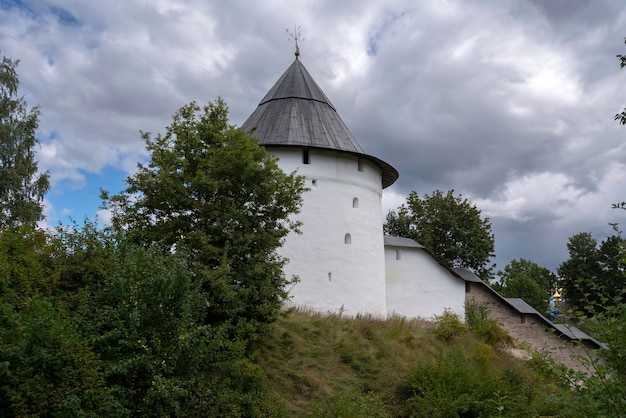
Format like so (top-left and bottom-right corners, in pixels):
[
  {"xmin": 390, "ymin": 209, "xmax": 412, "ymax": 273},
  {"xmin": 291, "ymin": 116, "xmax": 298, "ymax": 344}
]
[
  {"xmin": 303, "ymin": 149, "xmax": 310, "ymax": 164},
  {"xmin": 357, "ymin": 158, "xmax": 364, "ymax": 172},
  {"xmin": 344, "ymin": 233, "xmax": 352, "ymax": 245},
  {"xmin": 352, "ymin": 197, "xmax": 359, "ymax": 208}
]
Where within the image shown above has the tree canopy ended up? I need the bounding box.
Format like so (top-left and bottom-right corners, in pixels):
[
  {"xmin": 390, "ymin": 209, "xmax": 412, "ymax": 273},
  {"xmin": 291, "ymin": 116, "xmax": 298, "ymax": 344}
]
[
  {"xmin": 102, "ymin": 98, "xmax": 306, "ymax": 341},
  {"xmin": 557, "ymin": 232, "xmax": 625, "ymax": 313},
  {"xmin": 0, "ymin": 53, "xmax": 49, "ymax": 230},
  {"xmin": 494, "ymin": 258, "xmax": 557, "ymax": 314},
  {"xmin": 384, "ymin": 190, "xmax": 495, "ymax": 279}
]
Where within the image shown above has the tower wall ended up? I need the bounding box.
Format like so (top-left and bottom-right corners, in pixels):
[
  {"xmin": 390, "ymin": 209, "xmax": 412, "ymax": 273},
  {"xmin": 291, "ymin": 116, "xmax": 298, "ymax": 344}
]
[{"xmin": 270, "ymin": 147, "xmax": 387, "ymax": 316}]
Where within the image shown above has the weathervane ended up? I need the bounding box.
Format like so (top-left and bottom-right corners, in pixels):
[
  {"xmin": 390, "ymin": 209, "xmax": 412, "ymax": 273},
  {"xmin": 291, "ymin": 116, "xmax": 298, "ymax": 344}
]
[{"xmin": 286, "ymin": 25, "xmax": 304, "ymax": 58}]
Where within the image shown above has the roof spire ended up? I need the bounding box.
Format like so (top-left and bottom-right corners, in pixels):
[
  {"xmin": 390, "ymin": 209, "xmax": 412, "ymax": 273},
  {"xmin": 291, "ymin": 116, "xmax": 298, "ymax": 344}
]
[{"xmin": 286, "ymin": 25, "xmax": 304, "ymax": 59}]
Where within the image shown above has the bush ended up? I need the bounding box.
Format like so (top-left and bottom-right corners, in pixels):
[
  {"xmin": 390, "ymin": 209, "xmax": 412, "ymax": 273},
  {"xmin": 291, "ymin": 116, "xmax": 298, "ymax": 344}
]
[
  {"xmin": 433, "ymin": 309, "xmax": 467, "ymax": 341},
  {"xmin": 399, "ymin": 347, "xmax": 502, "ymax": 418},
  {"xmin": 466, "ymin": 303, "xmax": 513, "ymax": 348},
  {"xmin": 308, "ymin": 391, "xmax": 390, "ymax": 418}
]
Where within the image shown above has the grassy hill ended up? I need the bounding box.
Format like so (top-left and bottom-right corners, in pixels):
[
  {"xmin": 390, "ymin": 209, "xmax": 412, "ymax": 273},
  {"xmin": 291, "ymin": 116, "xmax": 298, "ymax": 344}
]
[{"xmin": 254, "ymin": 309, "xmax": 578, "ymax": 418}]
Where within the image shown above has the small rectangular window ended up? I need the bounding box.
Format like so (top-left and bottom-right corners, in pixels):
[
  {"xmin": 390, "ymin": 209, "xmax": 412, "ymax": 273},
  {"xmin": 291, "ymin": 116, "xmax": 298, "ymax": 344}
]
[
  {"xmin": 303, "ymin": 149, "xmax": 310, "ymax": 164},
  {"xmin": 357, "ymin": 158, "xmax": 364, "ymax": 172},
  {"xmin": 395, "ymin": 249, "xmax": 402, "ymax": 260}
]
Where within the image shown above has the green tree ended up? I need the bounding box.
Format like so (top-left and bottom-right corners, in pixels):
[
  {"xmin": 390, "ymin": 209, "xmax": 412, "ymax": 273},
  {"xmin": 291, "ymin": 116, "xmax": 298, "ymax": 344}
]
[
  {"xmin": 102, "ymin": 98, "xmax": 306, "ymax": 342},
  {"xmin": 557, "ymin": 232, "xmax": 625, "ymax": 313},
  {"xmin": 598, "ymin": 234, "xmax": 626, "ymax": 304},
  {"xmin": 384, "ymin": 209, "xmax": 412, "ymax": 238},
  {"xmin": 81, "ymin": 240, "xmax": 283, "ymax": 416},
  {"xmin": 0, "ymin": 226, "xmax": 121, "ymax": 416},
  {"xmin": 495, "ymin": 259, "xmax": 558, "ymax": 314},
  {"xmin": 385, "ymin": 190, "xmax": 495, "ymax": 279},
  {"xmin": 558, "ymin": 232, "xmax": 602, "ymax": 313},
  {"xmin": 0, "ymin": 53, "xmax": 49, "ymax": 230}
]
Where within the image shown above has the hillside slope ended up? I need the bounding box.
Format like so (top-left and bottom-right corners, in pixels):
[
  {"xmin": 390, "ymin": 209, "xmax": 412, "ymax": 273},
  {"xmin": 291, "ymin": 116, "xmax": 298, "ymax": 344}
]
[{"xmin": 254, "ymin": 309, "xmax": 577, "ymax": 417}]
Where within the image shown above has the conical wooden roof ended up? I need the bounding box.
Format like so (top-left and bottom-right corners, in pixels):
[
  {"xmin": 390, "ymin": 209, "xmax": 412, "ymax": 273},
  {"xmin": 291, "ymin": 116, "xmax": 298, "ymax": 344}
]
[{"xmin": 242, "ymin": 58, "xmax": 398, "ymax": 188}]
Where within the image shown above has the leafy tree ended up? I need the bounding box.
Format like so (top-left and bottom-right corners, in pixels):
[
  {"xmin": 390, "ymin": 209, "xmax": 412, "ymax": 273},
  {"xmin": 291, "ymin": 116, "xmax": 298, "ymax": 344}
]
[
  {"xmin": 495, "ymin": 258, "xmax": 558, "ymax": 314},
  {"xmin": 82, "ymin": 240, "xmax": 283, "ymax": 416},
  {"xmin": 0, "ymin": 222, "xmax": 285, "ymax": 416},
  {"xmin": 384, "ymin": 190, "xmax": 495, "ymax": 279},
  {"xmin": 384, "ymin": 209, "xmax": 412, "ymax": 238},
  {"xmin": 0, "ymin": 53, "xmax": 49, "ymax": 230},
  {"xmin": 102, "ymin": 98, "xmax": 306, "ymax": 342},
  {"xmin": 558, "ymin": 232, "xmax": 625, "ymax": 313},
  {"xmin": 0, "ymin": 226, "xmax": 121, "ymax": 416},
  {"xmin": 598, "ymin": 235, "xmax": 626, "ymax": 302},
  {"xmin": 558, "ymin": 232, "xmax": 602, "ymax": 312}
]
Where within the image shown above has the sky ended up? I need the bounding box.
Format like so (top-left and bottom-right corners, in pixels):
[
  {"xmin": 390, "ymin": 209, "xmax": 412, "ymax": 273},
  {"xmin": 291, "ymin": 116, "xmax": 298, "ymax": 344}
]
[{"xmin": 1, "ymin": 0, "xmax": 625, "ymax": 273}]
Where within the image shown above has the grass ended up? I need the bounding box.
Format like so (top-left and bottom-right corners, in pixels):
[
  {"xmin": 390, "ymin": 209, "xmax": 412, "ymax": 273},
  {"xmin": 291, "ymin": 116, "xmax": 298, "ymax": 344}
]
[{"xmin": 253, "ymin": 308, "xmax": 566, "ymax": 417}]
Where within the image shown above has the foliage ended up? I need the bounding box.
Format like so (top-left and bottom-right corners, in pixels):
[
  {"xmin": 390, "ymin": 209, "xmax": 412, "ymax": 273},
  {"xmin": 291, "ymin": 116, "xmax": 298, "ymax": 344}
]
[
  {"xmin": 541, "ymin": 298, "xmax": 626, "ymax": 418},
  {"xmin": 102, "ymin": 98, "xmax": 306, "ymax": 343},
  {"xmin": 81, "ymin": 240, "xmax": 284, "ymax": 416},
  {"xmin": 582, "ymin": 301, "xmax": 626, "ymax": 416},
  {"xmin": 433, "ymin": 309, "xmax": 467, "ymax": 341},
  {"xmin": 495, "ymin": 258, "xmax": 558, "ymax": 314},
  {"xmin": 0, "ymin": 226, "xmax": 120, "ymax": 416},
  {"xmin": 0, "ymin": 53, "xmax": 50, "ymax": 230},
  {"xmin": 466, "ymin": 303, "xmax": 514, "ymax": 348},
  {"xmin": 384, "ymin": 190, "xmax": 495, "ymax": 279},
  {"xmin": 0, "ymin": 223, "xmax": 286, "ymax": 416},
  {"xmin": 398, "ymin": 347, "xmax": 545, "ymax": 418},
  {"xmin": 308, "ymin": 391, "xmax": 390, "ymax": 418},
  {"xmin": 550, "ymin": 202, "xmax": 626, "ymax": 417},
  {"xmin": 257, "ymin": 309, "xmax": 569, "ymax": 417},
  {"xmin": 557, "ymin": 232, "xmax": 625, "ymax": 314}
]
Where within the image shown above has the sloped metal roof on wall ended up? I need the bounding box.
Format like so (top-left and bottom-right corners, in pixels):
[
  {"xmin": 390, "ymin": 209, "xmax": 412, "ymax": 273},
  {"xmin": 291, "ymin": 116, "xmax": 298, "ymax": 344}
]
[
  {"xmin": 242, "ymin": 58, "xmax": 399, "ymax": 188},
  {"xmin": 453, "ymin": 268, "xmax": 605, "ymax": 348},
  {"xmin": 384, "ymin": 235, "xmax": 425, "ymax": 248}
]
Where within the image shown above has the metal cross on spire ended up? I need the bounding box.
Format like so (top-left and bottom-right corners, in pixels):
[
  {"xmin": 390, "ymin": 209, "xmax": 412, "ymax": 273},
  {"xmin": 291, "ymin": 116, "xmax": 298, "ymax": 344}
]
[{"xmin": 286, "ymin": 25, "xmax": 304, "ymax": 59}]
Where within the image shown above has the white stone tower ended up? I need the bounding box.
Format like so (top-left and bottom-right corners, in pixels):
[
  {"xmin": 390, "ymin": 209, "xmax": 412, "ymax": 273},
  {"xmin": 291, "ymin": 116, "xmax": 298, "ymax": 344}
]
[{"xmin": 242, "ymin": 53, "xmax": 398, "ymax": 316}]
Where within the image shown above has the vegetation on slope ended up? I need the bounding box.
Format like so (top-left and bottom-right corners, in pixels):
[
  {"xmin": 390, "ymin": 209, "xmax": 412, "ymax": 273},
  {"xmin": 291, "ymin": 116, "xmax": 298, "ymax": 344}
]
[{"xmin": 254, "ymin": 309, "xmax": 581, "ymax": 418}]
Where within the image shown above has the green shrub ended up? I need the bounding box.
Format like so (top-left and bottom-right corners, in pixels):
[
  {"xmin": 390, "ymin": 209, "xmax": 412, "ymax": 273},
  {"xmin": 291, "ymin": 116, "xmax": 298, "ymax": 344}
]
[
  {"xmin": 466, "ymin": 303, "xmax": 514, "ymax": 348},
  {"xmin": 466, "ymin": 303, "xmax": 491, "ymax": 329},
  {"xmin": 397, "ymin": 346, "xmax": 555, "ymax": 418},
  {"xmin": 399, "ymin": 347, "xmax": 502, "ymax": 418},
  {"xmin": 308, "ymin": 391, "xmax": 390, "ymax": 418},
  {"xmin": 433, "ymin": 309, "xmax": 467, "ymax": 341}
]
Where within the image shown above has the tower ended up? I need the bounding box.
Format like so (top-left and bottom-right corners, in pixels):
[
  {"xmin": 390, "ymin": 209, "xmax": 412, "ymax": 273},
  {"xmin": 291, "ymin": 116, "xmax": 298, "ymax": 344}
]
[{"xmin": 242, "ymin": 53, "xmax": 398, "ymax": 316}]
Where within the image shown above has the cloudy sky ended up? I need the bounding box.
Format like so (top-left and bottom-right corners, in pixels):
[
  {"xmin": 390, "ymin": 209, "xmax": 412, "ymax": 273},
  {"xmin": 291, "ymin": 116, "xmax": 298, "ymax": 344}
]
[{"xmin": 1, "ymin": 0, "xmax": 625, "ymax": 273}]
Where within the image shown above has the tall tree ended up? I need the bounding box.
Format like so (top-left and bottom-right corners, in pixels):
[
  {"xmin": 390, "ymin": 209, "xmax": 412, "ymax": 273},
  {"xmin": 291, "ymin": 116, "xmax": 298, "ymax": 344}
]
[
  {"xmin": 0, "ymin": 53, "xmax": 49, "ymax": 230},
  {"xmin": 384, "ymin": 190, "xmax": 495, "ymax": 279},
  {"xmin": 558, "ymin": 232, "xmax": 602, "ymax": 312},
  {"xmin": 495, "ymin": 258, "xmax": 558, "ymax": 314},
  {"xmin": 102, "ymin": 98, "xmax": 306, "ymax": 342},
  {"xmin": 558, "ymin": 232, "xmax": 625, "ymax": 313}
]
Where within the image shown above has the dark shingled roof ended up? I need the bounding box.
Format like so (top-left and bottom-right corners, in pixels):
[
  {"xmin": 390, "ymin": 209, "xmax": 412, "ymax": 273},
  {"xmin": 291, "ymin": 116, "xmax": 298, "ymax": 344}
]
[
  {"xmin": 242, "ymin": 58, "xmax": 399, "ymax": 188},
  {"xmin": 384, "ymin": 235, "xmax": 425, "ymax": 248},
  {"xmin": 453, "ymin": 268, "xmax": 606, "ymax": 349}
]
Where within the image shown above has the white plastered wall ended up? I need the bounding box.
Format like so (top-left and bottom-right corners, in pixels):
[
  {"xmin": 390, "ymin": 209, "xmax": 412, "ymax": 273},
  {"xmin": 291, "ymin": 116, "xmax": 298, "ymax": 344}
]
[
  {"xmin": 269, "ymin": 147, "xmax": 387, "ymax": 317},
  {"xmin": 385, "ymin": 246, "xmax": 466, "ymax": 320}
]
